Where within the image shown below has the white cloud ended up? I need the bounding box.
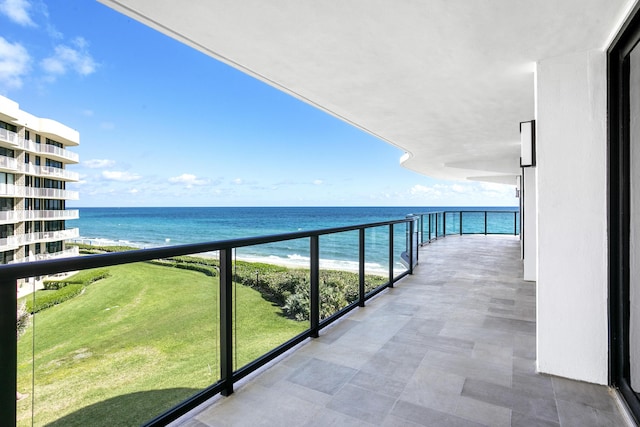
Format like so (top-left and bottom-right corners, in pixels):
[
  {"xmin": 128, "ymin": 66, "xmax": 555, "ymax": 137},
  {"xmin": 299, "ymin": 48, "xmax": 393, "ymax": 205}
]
[
  {"xmin": 129, "ymin": 188, "xmax": 139, "ymax": 194},
  {"xmin": 41, "ymin": 37, "xmax": 97, "ymax": 79},
  {"xmin": 410, "ymin": 184, "xmax": 442, "ymax": 197},
  {"xmin": 169, "ymin": 173, "xmax": 208, "ymax": 188},
  {"xmin": 0, "ymin": 0, "xmax": 35, "ymax": 26},
  {"xmin": 232, "ymin": 178, "xmax": 243, "ymax": 185},
  {"xmin": 102, "ymin": 170, "xmax": 141, "ymax": 182},
  {"xmin": 313, "ymin": 179, "xmax": 323, "ymax": 185},
  {"xmin": 451, "ymin": 184, "xmax": 470, "ymax": 193},
  {"xmin": 82, "ymin": 109, "xmax": 94, "ymax": 116},
  {"xmin": 84, "ymin": 159, "xmax": 115, "ymax": 169},
  {"xmin": 0, "ymin": 36, "xmax": 30, "ymax": 89}
]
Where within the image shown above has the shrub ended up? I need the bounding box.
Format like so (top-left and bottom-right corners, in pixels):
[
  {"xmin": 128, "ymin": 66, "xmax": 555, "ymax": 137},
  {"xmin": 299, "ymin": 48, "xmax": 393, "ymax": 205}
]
[
  {"xmin": 26, "ymin": 284, "xmax": 85, "ymax": 314},
  {"xmin": 43, "ymin": 269, "xmax": 110, "ymax": 290},
  {"xmin": 17, "ymin": 303, "xmax": 29, "ymax": 337}
]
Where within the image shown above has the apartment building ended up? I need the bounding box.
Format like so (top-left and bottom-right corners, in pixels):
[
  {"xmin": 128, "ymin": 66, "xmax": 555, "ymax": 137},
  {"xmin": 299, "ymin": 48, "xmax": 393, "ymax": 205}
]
[{"xmin": 0, "ymin": 95, "xmax": 79, "ymax": 266}]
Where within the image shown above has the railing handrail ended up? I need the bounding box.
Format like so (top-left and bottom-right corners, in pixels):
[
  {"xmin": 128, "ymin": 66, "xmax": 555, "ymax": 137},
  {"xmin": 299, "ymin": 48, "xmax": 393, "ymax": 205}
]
[{"xmin": 0, "ymin": 218, "xmax": 413, "ymax": 278}]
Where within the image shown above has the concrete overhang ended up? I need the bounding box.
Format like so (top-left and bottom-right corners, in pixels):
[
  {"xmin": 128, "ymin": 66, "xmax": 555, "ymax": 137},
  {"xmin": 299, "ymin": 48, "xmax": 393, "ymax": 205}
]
[{"xmin": 99, "ymin": 0, "xmax": 632, "ymax": 183}]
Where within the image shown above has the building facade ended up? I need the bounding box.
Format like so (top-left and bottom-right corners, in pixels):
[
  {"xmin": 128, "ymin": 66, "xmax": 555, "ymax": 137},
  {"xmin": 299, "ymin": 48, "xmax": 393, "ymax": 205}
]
[{"xmin": 0, "ymin": 95, "xmax": 79, "ymax": 266}]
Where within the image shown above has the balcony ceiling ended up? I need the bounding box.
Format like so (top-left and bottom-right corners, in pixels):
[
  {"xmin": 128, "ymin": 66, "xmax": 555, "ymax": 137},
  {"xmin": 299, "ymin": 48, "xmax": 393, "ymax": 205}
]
[{"xmin": 100, "ymin": 0, "xmax": 631, "ymax": 183}]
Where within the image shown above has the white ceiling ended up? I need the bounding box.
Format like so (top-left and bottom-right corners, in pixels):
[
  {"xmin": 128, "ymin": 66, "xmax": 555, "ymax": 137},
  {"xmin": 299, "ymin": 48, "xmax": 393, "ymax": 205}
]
[{"xmin": 100, "ymin": 0, "xmax": 632, "ymax": 184}]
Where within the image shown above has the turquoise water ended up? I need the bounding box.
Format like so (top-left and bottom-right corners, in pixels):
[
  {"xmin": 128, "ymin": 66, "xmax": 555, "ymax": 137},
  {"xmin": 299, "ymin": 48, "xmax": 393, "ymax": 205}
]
[{"xmin": 68, "ymin": 206, "xmax": 518, "ymax": 274}]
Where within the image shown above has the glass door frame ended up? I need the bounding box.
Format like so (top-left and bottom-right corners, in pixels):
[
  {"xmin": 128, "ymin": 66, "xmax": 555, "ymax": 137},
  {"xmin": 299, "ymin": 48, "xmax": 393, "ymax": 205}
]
[{"xmin": 609, "ymin": 2, "xmax": 640, "ymax": 421}]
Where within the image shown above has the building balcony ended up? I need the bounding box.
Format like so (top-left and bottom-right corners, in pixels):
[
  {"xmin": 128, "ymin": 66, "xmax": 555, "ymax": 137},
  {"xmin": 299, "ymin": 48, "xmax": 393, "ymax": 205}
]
[
  {"xmin": 172, "ymin": 236, "xmax": 626, "ymax": 426},
  {"xmin": 0, "ymin": 184, "xmax": 79, "ymax": 200},
  {"xmin": 17, "ymin": 163, "xmax": 79, "ymax": 181},
  {"xmin": 0, "ymin": 209, "xmax": 79, "ymax": 225},
  {"xmin": 17, "ymin": 139, "xmax": 79, "ymax": 164},
  {"xmin": 0, "ymin": 215, "xmax": 628, "ymax": 426},
  {"xmin": 9, "ymin": 246, "xmax": 79, "ymax": 264},
  {"xmin": 0, "ymin": 127, "xmax": 18, "ymax": 147},
  {"xmin": 0, "ymin": 155, "xmax": 17, "ymax": 172},
  {"xmin": 0, "ymin": 227, "xmax": 79, "ymax": 248}
]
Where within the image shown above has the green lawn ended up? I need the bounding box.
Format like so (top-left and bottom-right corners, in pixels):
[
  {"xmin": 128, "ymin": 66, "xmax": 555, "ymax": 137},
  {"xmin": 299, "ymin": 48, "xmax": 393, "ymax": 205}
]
[{"xmin": 17, "ymin": 262, "xmax": 307, "ymax": 426}]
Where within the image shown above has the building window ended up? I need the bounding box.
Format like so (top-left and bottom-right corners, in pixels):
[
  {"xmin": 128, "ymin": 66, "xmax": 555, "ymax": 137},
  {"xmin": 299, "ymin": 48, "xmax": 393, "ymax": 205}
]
[
  {"xmin": 35, "ymin": 134, "xmax": 40, "ymax": 144},
  {"xmin": 0, "ymin": 147, "xmax": 14, "ymax": 158},
  {"xmin": 0, "ymin": 120, "xmax": 17, "ymax": 133},
  {"xmin": 0, "ymin": 224, "xmax": 14, "ymax": 238},
  {"xmin": 46, "ymin": 241, "xmax": 62, "ymax": 254},
  {"xmin": 24, "ymin": 130, "xmax": 30, "ymax": 141},
  {"xmin": 0, "ymin": 250, "xmax": 14, "ymax": 265},
  {"xmin": 45, "ymin": 159, "xmax": 62, "ymax": 168},
  {"xmin": 24, "ymin": 153, "xmax": 29, "ymax": 164},
  {"xmin": 35, "ymin": 156, "xmax": 41, "ymax": 166},
  {"xmin": 0, "ymin": 198, "xmax": 13, "ymax": 211},
  {"xmin": 46, "ymin": 138, "xmax": 63, "ymax": 148},
  {"xmin": 0, "ymin": 172, "xmax": 14, "ymax": 185},
  {"xmin": 35, "ymin": 243, "xmax": 41, "ymax": 255}
]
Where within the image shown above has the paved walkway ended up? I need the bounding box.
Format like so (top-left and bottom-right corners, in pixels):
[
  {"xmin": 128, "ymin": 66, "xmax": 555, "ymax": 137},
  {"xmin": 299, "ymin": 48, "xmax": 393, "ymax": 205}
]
[{"xmin": 174, "ymin": 235, "xmax": 628, "ymax": 427}]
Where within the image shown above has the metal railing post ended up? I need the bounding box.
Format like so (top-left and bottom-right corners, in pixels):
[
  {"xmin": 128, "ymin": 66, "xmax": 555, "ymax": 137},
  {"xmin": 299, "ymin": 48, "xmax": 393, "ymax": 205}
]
[
  {"xmin": 359, "ymin": 229, "xmax": 366, "ymax": 307},
  {"xmin": 310, "ymin": 236, "xmax": 320, "ymax": 336},
  {"xmin": 435, "ymin": 213, "xmax": 439, "ymax": 240},
  {"xmin": 219, "ymin": 248, "xmax": 234, "ymax": 396},
  {"xmin": 459, "ymin": 212, "xmax": 463, "ymax": 235},
  {"xmin": 484, "ymin": 211, "xmax": 488, "ymax": 235},
  {"xmin": 388, "ymin": 224, "xmax": 394, "ymax": 288},
  {"xmin": 420, "ymin": 214, "xmax": 424, "ymax": 245},
  {"xmin": 1, "ymin": 276, "xmax": 16, "ymax": 426},
  {"xmin": 409, "ymin": 220, "xmax": 415, "ymax": 275},
  {"xmin": 428, "ymin": 213, "xmax": 432, "ymax": 241},
  {"xmin": 514, "ymin": 211, "xmax": 518, "ymax": 235},
  {"xmin": 443, "ymin": 212, "xmax": 447, "ymax": 236}
]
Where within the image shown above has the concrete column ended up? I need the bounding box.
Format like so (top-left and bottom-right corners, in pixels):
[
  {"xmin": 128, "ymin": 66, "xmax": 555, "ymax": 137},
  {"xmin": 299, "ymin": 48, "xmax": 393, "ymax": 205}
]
[{"xmin": 535, "ymin": 49, "xmax": 608, "ymax": 384}]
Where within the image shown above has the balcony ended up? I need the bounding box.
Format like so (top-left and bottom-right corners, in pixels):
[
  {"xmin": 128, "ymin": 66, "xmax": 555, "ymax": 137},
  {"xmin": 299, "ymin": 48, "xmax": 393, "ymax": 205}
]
[
  {"xmin": 0, "ymin": 127, "xmax": 18, "ymax": 147},
  {"xmin": 0, "ymin": 155, "xmax": 17, "ymax": 172},
  {"xmin": 0, "ymin": 214, "xmax": 627, "ymax": 426},
  {"xmin": 0, "ymin": 228, "xmax": 79, "ymax": 247},
  {"xmin": 0, "ymin": 210, "xmax": 79, "ymax": 225},
  {"xmin": 17, "ymin": 139, "xmax": 79, "ymax": 164},
  {"xmin": 21, "ymin": 187, "xmax": 79, "ymax": 200},
  {"xmin": 9, "ymin": 246, "xmax": 79, "ymax": 264},
  {"xmin": 17, "ymin": 163, "xmax": 79, "ymax": 181},
  {"xmin": 0, "ymin": 184, "xmax": 79, "ymax": 200},
  {"xmin": 172, "ymin": 236, "xmax": 625, "ymax": 426}
]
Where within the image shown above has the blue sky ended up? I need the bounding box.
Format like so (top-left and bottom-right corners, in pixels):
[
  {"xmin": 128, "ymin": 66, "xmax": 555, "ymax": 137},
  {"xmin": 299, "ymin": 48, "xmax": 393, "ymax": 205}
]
[{"xmin": 0, "ymin": 0, "xmax": 517, "ymax": 207}]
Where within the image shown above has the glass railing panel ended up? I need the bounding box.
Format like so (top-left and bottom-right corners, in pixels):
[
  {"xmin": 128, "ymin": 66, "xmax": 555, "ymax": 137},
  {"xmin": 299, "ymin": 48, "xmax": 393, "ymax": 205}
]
[
  {"xmin": 19, "ymin": 253, "xmax": 220, "ymax": 426},
  {"xmin": 486, "ymin": 211, "xmax": 519, "ymax": 234},
  {"xmin": 364, "ymin": 226, "xmax": 390, "ymax": 295},
  {"xmin": 318, "ymin": 230, "xmax": 360, "ymax": 318},
  {"xmin": 460, "ymin": 211, "xmax": 485, "ymax": 234},
  {"xmin": 392, "ymin": 223, "xmax": 410, "ymax": 278},
  {"xmin": 231, "ymin": 243, "xmax": 309, "ymax": 370},
  {"xmin": 437, "ymin": 212, "xmax": 445, "ymax": 236},
  {"xmin": 444, "ymin": 211, "xmax": 461, "ymax": 235}
]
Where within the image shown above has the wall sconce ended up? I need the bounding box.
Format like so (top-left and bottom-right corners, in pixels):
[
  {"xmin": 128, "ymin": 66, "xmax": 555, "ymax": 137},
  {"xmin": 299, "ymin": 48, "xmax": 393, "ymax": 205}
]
[{"xmin": 520, "ymin": 120, "xmax": 536, "ymax": 167}]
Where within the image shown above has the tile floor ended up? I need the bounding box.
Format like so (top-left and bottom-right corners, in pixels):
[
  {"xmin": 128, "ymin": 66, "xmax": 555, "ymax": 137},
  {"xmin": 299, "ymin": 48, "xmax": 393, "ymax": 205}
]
[{"xmin": 173, "ymin": 235, "xmax": 629, "ymax": 427}]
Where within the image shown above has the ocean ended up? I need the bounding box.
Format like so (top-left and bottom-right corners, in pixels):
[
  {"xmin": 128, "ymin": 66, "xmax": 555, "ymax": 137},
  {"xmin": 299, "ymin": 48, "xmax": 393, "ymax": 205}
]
[{"xmin": 67, "ymin": 206, "xmax": 518, "ymax": 274}]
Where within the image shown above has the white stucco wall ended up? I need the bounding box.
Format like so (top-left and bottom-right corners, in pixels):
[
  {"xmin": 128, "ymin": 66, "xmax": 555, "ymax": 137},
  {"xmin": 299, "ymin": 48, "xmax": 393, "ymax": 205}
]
[
  {"xmin": 535, "ymin": 49, "xmax": 608, "ymax": 384},
  {"xmin": 523, "ymin": 166, "xmax": 537, "ymax": 282}
]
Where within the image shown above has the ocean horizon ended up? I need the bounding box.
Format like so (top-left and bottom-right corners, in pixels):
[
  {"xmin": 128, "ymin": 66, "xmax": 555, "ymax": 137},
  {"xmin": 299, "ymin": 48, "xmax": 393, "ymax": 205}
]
[{"xmin": 67, "ymin": 206, "xmax": 519, "ymax": 274}]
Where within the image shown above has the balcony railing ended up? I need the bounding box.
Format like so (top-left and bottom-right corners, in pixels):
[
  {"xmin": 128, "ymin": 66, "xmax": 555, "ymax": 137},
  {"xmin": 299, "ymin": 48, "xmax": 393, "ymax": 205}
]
[
  {"xmin": 0, "ymin": 210, "xmax": 79, "ymax": 224},
  {"xmin": 0, "ymin": 210, "xmax": 516, "ymax": 426},
  {"xmin": 0, "ymin": 184, "xmax": 79, "ymax": 200},
  {"xmin": 412, "ymin": 210, "xmax": 520, "ymax": 245},
  {"xmin": 0, "ymin": 128, "xmax": 19, "ymax": 146},
  {"xmin": 17, "ymin": 163, "xmax": 79, "ymax": 181},
  {"xmin": 9, "ymin": 246, "xmax": 79, "ymax": 264},
  {"xmin": 17, "ymin": 139, "xmax": 79, "ymax": 163},
  {"xmin": 0, "ymin": 155, "xmax": 17, "ymax": 172},
  {"xmin": 0, "ymin": 228, "xmax": 80, "ymax": 247}
]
